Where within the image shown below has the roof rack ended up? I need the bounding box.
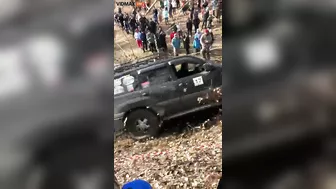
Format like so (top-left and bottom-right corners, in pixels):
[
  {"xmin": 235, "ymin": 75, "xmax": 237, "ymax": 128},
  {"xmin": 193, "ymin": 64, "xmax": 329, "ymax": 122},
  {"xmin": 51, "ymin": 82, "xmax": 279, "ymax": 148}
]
[{"xmin": 114, "ymin": 53, "xmax": 166, "ymax": 74}]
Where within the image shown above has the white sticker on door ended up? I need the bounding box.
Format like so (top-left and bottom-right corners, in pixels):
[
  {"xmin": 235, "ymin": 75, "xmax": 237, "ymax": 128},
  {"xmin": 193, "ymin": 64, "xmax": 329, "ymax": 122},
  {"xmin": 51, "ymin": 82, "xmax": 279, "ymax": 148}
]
[{"xmin": 193, "ymin": 76, "xmax": 204, "ymax": 86}]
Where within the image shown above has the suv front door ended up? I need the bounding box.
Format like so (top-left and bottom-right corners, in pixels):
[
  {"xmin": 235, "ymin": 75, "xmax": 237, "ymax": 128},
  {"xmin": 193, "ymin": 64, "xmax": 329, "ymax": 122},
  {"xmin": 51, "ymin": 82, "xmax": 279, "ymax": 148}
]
[
  {"xmin": 137, "ymin": 65, "xmax": 184, "ymax": 117},
  {"xmin": 169, "ymin": 58, "xmax": 214, "ymax": 112}
]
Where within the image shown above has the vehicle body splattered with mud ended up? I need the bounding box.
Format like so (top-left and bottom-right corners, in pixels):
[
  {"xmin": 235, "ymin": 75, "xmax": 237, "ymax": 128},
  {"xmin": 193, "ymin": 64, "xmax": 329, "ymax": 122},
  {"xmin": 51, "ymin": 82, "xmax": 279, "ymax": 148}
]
[{"xmin": 114, "ymin": 56, "xmax": 222, "ymax": 140}]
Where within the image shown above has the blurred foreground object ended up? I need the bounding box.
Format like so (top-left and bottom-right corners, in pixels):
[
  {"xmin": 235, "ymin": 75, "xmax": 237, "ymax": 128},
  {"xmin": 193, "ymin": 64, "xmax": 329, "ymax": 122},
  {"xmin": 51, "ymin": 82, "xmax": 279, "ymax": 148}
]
[
  {"xmin": 122, "ymin": 179, "xmax": 152, "ymax": 189},
  {"xmin": 0, "ymin": 0, "xmax": 114, "ymax": 189},
  {"xmin": 222, "ymin": 0, "xmax": 336, "ymax": 188}
]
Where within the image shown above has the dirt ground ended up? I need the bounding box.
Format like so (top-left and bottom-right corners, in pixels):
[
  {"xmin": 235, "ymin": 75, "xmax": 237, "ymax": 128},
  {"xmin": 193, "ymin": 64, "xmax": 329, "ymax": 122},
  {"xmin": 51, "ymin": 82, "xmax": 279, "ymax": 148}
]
[
  {"xmin": 114, "ymin": 110, "xmax": 222, "ymax": 188},
  {"xmin": 114, "ymin": 3, "xmax": 222, "ymax": 188}
]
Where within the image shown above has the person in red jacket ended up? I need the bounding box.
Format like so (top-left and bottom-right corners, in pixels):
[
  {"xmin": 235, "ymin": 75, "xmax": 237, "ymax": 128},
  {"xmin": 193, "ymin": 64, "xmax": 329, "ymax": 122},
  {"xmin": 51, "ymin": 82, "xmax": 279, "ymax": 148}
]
[{"xmin": 170, "ymin": 29, "xmax": 177, "ymax": 42}]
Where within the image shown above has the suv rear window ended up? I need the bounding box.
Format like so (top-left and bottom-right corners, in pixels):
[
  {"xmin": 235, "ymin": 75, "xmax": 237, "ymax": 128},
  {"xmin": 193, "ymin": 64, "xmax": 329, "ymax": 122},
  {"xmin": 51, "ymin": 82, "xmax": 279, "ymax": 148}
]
[
  {"xmin": 138, "ymin": 67, "xmax": 172, "ymax": 88},
  {"xmin": 114, "ymin": 73, "xmax": 139, "ymax": 95}
]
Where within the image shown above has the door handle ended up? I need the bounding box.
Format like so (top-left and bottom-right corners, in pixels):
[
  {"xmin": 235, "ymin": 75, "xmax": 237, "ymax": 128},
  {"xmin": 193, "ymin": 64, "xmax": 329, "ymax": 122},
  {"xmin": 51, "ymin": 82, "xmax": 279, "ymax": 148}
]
[
  {"xmin": 178, "ymin": 83, "xmax": 183, "ymax": 87},
  {"xmin": 142, "ymin": 92, "xmax": 148, "ymax": 96}
]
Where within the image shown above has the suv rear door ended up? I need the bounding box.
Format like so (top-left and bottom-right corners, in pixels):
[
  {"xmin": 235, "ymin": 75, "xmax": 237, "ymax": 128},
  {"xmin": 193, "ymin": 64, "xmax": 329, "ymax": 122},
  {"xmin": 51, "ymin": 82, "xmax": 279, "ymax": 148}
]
[
  {"xmin": 137, "ymin": 64, "xmax": 184, "ymax": 117},
  {"xmin": 169, "ymin": 57, "xmax": 215, "ymax": 111}
]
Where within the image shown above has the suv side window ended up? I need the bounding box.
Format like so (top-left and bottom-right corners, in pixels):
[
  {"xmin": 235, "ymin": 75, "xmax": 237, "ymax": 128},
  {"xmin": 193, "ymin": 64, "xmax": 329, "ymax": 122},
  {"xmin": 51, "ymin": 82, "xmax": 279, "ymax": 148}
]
[
  {"xmin": 172, "ymin": 62, "xmax": 204, "ymax": 79},
  {"xmin": 138, "ymin": 67, "xmax": 172, "ymax": 89}
]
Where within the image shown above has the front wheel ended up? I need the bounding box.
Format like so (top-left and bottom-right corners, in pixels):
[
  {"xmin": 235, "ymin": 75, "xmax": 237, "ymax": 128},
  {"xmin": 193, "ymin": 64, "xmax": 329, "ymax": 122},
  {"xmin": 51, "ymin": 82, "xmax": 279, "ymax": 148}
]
[{"xmin": 125, "ymin": 109, "xmax": 161, "ymax": 140}]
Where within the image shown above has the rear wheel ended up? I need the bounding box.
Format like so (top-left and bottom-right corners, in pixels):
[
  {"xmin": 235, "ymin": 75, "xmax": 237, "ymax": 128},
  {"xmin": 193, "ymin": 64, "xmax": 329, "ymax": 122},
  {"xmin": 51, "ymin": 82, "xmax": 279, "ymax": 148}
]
[{"xmin": 125, "ymin": 109, "xmax": 161, "ymax": 140}]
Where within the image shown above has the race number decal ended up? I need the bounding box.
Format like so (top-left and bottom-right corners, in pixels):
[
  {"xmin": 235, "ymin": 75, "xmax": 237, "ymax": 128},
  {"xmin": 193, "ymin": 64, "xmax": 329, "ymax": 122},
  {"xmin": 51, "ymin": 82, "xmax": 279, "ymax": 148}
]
[{"xmin": 193, "ymin": 76, "xmax": 204, "ymax": 86}]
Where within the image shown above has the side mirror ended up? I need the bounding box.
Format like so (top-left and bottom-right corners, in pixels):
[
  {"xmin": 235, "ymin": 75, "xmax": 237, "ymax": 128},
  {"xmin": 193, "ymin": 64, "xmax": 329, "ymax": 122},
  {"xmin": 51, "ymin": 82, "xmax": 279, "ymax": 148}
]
[{"xmin": 204, "ymin": 63, "xmax": 215, "ymax": 71}]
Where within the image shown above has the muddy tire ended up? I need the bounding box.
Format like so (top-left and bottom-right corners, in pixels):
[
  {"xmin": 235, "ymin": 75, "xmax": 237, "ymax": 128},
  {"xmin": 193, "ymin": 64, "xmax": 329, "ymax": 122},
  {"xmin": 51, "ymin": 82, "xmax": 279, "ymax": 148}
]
[{"xmin": 125, "ymin": 109, "xmax": 161, "ymax": 140}]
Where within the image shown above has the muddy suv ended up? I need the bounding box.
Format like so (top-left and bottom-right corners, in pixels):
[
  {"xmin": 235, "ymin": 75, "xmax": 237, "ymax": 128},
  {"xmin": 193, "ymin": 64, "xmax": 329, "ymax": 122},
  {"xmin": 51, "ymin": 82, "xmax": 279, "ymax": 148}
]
[{"xmin": 114, "ymin": 56, "xmax": 222, "ymax": 140}]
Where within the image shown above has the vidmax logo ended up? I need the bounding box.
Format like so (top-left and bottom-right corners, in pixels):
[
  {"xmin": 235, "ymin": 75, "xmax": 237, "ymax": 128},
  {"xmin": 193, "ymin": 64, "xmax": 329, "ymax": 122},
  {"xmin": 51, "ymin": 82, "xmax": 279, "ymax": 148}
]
[{"xmin": 116, "ymin": 1, "xmax": 136, "ymax": 6}]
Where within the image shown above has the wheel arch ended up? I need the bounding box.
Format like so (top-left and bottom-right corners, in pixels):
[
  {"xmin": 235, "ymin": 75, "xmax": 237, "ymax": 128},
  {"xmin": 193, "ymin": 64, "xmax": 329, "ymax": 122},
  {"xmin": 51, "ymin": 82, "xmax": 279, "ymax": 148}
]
[{"xmin": 122, "ymin": 106, "xmax": 162, "ymax": 123}]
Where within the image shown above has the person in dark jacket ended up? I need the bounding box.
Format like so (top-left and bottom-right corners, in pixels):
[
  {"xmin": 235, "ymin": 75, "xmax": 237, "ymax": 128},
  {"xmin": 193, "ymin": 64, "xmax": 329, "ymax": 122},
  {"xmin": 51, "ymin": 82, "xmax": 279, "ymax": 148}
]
[
  {"xmin": 209, "ymin": 28, "xmax": 214, "ymax": 47},
  {"xmin": 153, "ymin": 8, "xmax": 159, "ymax": 23},
  {"xmin": 129, "ymin": 16, "xmax": 137, "ymax": 37},
  {"xmin": 186, "ymin": 18, "xmax": 193, "ymax": 36},
  {"xmin": 149, "ymin": 18, "xmax": 157, "ymax": 34},
  {"xmin": 197, "ymin": 0, "xmax": 201, "ymax": 9},
  {"xmin": 118, "ymin": 13, "xmax": 124, "ymax": 29},
  {"xmin": 169, "ymin": 2, "xmax": 173, "ymax": 18},
  {"xmin": 140, "ymin": 30, "xmax": 148, "ymax": 52},
  {"xmin": 202, "ymin": 0, "xmax": 208, "ymax": 9},
  {"xmin": 182, "ymin": 33, "xmax": 190, "ymax": 54},
  {"xmin": 202, "ymin": 9, "xmax": 209, "ymax": 29},
  {"xmin": 193, "ymin": 17, "xmax": 200, "ymax": 34},
  {"xmin": 139, "ymin": 15, "xmax": 147, "ymax": 31},
  {"xmin": 146, "ymin": 30, "xmax": 156, "ymax": 52},
  {"xmin": 190, "ymin": 5, "xmax": 194, "ymax": 20},
  {"xmin": 193, "ymin": 9, "xmax": 199, "ymax": 20},
  {"xmin": 158, "ymin": 29, "xmax": 168, "ymax": 52}
]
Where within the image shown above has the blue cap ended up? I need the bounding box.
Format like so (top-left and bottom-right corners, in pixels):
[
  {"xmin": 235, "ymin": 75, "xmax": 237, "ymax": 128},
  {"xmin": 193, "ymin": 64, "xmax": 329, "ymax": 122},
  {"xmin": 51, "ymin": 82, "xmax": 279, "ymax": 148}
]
[{"xmin": 122, "ymin": 179, "xmax": 152, "ymax": 189}]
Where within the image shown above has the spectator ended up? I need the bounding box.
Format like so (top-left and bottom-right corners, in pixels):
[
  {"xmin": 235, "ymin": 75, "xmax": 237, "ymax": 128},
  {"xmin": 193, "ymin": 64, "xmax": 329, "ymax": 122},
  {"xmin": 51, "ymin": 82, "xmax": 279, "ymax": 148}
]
[
  {"xmin": 164, "ymin": 0, "xmax": 169, "ymax": 8},
  {"xmin": 197, "ymin": 0, "xmax": 201, "ymax": 9},
  {"xmin": 114, "ymin": 13, "xmax": 119, "ymax": 26},
  {"xmin": 171, "ymin": 33, "xmax": 181, "ymax": 56},
  {"xmin": 207, "ymin": 14, "xmax": 213, "ymax": 28},
  {"xmin": 209, "ymin": 28, "xmax": 214, "ymax": 47},
  {"xmin": 169, "ymin": 2, "xmax": 173, "ymax": 18},
  {"xmin": 202, "ymin": 9, "xmax": 209, "ymax": 29},
  {"xmin": 140, "ymin": 30, "xmax": 148, "ymax": 52},
  {"xmin": 149, "ymin": 18, "xmax": 157, "ymax": 33},
  {"xmin": 158, "ymin": 29, "xmax": 168, "ymax": 52},
  {"xmin": 172, "ymin": 0, "xmax": 177, "ymax": 14},
  {"xmin": 147, "ymin": 31, "xmax": 156, "ymax": 52},
  {"xmin": 177, "ymin": 0, "xmax": 180, "ymax": 8},
  {"xmin": 119, "ymin": 13, "xmax": 124, "ymax": 29},
  {"xmin": 163, "ymin": 7, "xmax": 169, "ymax": 24},
  {"xmin": 129, "ymin": 16, "xmax": 137, "ymax": 36},
  {"xmin": 176, "ymin": 23, "xmax": 181, "ymax": 32},
  {"xmin": 132, "ymin": 7, "xmax": 137, "ymax": 18},
  {"xmin": 158, "ymin": 8, "xmax": 163, "ymax": 23},
  {"xmin": 200, "ymin": 29, "xmax": 213, "ymax": 59},
  {"xmin": 123, "ymin": 14, "xmax": 130, "ymax": 34},
  {"xmin": 134, "ymin": 29, "xmax": 143, "ymax": 49},
  {"xmin": 170, "ymin": 29, "xmax": 177, "ymax": 42},
  {"xmin": 183, "ymin": 33, "xmax": 190, "ymax": 54},
  {"xmin": 186, "ymin": 18, "xmax": 193, "ymax": 35},
  {"xmin": 212, "ymin": 0, "xmax": 218, "ymax": 13},
  {"xmin": 153, "ymin": 8, "xmax": 159, "ymax": 23},
  {"xmin": 195, "ymin": 29, "xmax": 202, "ymax": 39},
  {"xmin": 193, "ymin": 32, "xmax": 201, "ymax": 53},
  {"xmin": 190, "ymin": 5, "xmax": 194, "ymax": 20},
  {"xmin": 193, "ymin": 9, "xmax": 199, "ymax": 20},
  {"xmin": 142, "ymin": 1, "xmax": 147, "ymax": 11},
  {"xmin": 202, "ymin": 0, "xmax": 208, "ymax": 9},
  {"xmin": 182, "ymin": 1, "xmax": 188, "ymax": 15},
  {"xmin": 139, "ymin": 15, "xmax": 147, "ymax": 31},
  {"xmin": 160, "ymin": 0, "xmax": 164, "ymax": 9},
  {"xmin": 177, "ymin": 28, "xmax": 183, "ymax": 38},
  {"xmin": 193, "ymin": 16, "xmax": 200, "ymax": 33}
]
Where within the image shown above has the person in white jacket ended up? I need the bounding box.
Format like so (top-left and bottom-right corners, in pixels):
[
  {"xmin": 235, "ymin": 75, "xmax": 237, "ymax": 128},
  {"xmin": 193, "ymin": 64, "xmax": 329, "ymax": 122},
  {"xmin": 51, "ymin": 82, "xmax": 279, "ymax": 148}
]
[{"xmin": 171, "ymin": 0, "xmax": 177, "ymax": 14}]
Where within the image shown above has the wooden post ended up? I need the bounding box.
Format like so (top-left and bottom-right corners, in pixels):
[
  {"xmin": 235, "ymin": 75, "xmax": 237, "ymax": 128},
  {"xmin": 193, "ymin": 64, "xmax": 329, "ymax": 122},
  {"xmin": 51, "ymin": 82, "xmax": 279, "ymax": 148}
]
[{"xmin": 145, "ymin": 0, "xmax": 159, "ymax": 15}]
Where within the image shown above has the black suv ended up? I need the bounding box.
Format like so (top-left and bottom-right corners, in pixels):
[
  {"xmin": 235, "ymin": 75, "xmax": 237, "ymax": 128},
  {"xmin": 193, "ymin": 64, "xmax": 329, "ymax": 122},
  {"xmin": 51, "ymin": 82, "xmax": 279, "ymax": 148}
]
[{"xmin": 114, "ymin": 56, "xmax": 222, "ymax": 139}]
